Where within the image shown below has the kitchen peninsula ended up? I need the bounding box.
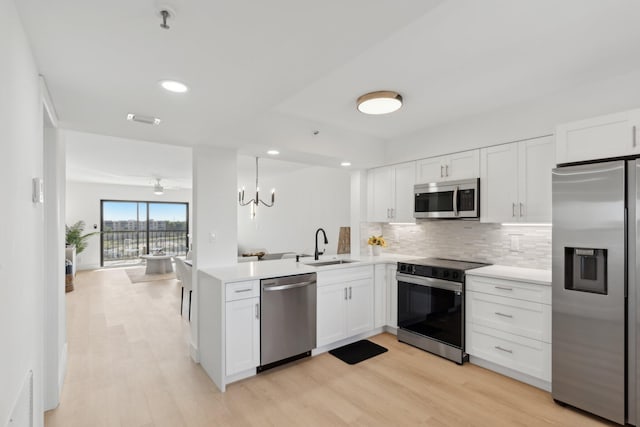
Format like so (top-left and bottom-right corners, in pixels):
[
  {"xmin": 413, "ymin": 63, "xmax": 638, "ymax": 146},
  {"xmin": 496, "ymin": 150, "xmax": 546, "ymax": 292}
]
[{"xmin": 198, "ymin": 254, "xmax": 414, "ymax": 391}]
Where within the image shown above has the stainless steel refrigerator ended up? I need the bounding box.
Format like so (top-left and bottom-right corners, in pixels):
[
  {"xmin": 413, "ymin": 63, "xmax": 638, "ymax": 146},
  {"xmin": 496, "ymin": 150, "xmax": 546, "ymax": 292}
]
[{"xmin": 552, "ymin": 159, "xmax": 639, "ymax": 425}]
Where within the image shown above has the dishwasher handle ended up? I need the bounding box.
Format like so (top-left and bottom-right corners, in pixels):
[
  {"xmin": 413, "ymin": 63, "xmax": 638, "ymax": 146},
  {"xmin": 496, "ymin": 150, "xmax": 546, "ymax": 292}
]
[{"xmin": 262, "ymin": 280, "xmax": 316, "ymax": 292}]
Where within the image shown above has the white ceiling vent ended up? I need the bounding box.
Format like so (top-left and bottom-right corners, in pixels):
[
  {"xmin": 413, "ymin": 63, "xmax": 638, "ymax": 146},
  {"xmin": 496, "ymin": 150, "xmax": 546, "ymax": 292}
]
[{"xmin": 126, "ymin": 113, "xmax": 161, "ymax": 125}]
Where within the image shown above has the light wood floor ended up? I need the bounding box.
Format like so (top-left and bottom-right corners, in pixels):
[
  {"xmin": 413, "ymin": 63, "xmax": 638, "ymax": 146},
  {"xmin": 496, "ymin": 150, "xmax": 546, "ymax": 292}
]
[{"xmin": 45, "ymin": 267, "xmax": 613, "ymax": 427}]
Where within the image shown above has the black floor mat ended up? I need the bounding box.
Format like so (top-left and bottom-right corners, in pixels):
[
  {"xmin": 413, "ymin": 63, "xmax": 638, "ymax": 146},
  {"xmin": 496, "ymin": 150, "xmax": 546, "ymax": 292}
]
[{"xmin": 329, "ymin": 339, "xmax": 388, "ymax": 365}]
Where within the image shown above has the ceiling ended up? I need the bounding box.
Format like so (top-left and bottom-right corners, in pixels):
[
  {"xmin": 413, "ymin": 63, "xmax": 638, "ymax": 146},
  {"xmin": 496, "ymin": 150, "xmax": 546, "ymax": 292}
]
[
  {"xmin": 17, "ymin": 0, "xmax": 640, "ymax": 170},
  {"xmin": 65, "ymin": 130, "xmax": 192, "ymax": 189}
]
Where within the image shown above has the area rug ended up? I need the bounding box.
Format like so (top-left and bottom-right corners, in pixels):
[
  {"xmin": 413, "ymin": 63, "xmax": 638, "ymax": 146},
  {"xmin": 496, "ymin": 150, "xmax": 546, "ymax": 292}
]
[
  {"xmin": 125, "ymin": 267, "xmax": 176, "ymax": 283},
  {"xmin": 329, "ymin": 340, "xmax": 388, "ymax": 365}
]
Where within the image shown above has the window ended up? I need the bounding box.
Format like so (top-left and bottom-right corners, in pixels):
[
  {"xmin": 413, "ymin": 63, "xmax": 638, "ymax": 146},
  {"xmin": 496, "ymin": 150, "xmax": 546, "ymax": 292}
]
[{"xmin": 100, "ymin": 200, "xmax": 189, "ymax": 266}]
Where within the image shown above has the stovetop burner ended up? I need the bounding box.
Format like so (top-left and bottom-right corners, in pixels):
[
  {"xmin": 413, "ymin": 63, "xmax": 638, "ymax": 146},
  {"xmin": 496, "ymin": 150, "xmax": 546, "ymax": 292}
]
[
  {"xmin": 405, "ymin": 257, "xmax": 489, "ymax": 270},
  {"xmin": 397, "ymin": 257, "xmax": 490, "ymax": 282}
]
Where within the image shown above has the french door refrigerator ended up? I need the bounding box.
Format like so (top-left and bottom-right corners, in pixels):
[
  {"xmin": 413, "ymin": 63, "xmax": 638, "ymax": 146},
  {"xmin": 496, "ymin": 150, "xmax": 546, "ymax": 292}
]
[{"xmin": 552, "ymin": 159, "xmax": 639, "ymax": 425}]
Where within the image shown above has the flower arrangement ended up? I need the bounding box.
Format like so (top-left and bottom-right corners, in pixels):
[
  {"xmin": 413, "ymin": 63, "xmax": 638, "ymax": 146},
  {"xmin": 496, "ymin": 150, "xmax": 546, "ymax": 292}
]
[{"xmin": 367, "ymin": 235, "xmax": 387, "ymax": 247}]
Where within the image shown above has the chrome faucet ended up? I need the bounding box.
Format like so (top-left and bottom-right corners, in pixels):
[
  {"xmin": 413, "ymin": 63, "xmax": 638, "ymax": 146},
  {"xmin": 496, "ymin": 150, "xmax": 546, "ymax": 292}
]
[{"xmin": 314, "ymin": 228, "xmax": 328, "ymax": 260}]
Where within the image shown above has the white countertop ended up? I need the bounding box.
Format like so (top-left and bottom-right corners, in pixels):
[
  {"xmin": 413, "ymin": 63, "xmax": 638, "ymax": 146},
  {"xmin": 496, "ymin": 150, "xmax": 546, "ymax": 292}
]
[
  {"xmin": 466, "ymin": 265, "xmax": 551, "ymax": 286},
  {"xmin": 199, "ymin": 253, "xmax": 418, "ymax": 283}
]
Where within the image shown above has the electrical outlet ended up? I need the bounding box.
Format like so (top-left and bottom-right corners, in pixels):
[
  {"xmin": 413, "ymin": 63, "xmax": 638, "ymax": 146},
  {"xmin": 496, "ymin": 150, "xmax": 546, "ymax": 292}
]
[{"xmin": 510, "ymin": 235, "xmax": 520, "ymax": 252}]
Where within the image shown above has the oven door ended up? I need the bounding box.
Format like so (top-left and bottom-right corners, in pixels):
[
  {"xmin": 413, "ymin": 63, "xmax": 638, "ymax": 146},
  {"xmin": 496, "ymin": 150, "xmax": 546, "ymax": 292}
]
[
  {"xmin": 397, "ymin": 273, "xmax": 463, "ymax": 348},
  {"xmin": 414, "ymin": 178, "xmax": 479, "ymax": 219}
]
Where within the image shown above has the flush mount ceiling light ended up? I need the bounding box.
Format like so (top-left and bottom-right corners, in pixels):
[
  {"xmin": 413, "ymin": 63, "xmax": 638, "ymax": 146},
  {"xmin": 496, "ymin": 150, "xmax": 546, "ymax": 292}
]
[
  {"xmin": 159, "ymin": 80, "xmax": 189, "ymax": 93},
  {"xmin": 127, "ymin": 113, "xmax": 161, "ymax": 125},
  {"xmin": 267, "ymin": 150, "xmax": 279, "ymax": 155},
  {"xmin": 356, "ymin": 90, "xmax": 403, "ymax": 115},
  {"xmin": 340, "ymin": 161, "xmax": 352, "ymax": 167},
  {"xmin": 153, "ymin": 178, "xmax": 164, "ymax": 195}
]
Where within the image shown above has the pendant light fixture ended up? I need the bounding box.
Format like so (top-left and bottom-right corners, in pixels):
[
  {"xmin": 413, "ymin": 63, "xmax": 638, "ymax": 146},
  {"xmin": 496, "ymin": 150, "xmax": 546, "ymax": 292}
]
[
  {"xmin": 153, "ymin": 178, "xmax": 164, "ymax": 195},
  {"xmin": 239, "ymin": 157, "xmax": 275, "ymax": 217},
  {"xmin": 356, "ymin": 90, "xmax": 403, "ymax": 115}
]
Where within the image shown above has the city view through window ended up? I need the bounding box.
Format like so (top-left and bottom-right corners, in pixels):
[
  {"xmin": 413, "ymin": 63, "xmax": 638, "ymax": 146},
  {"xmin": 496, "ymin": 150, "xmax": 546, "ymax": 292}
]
[{"xmin": 101, "ymin": 200, "xmax": 189, "ymax": 266}]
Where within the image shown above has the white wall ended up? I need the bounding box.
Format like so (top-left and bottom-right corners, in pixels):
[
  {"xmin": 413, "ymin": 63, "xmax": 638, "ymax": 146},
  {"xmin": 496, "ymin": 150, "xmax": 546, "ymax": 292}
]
[
  {"xmin": 192, "ymin": 146, "xmax": 238, "ymax": 361},
  {"xmin": 237, "ymin": 159, "xmax": 351, "ymax": 256},
  {"xmin": 65, "ymin": 181, "xmax": 192, "ymax": 269},
  {"xmin": 385, "ymin": 68, "xmax": 640, "ymax": 164},
  {"xmin": 0, "ymin": 0, "xmax": 45, "ymax": 425},
  {"xmin": 43, "ymin": 113, "xmax": 66, "ymax": 411}
]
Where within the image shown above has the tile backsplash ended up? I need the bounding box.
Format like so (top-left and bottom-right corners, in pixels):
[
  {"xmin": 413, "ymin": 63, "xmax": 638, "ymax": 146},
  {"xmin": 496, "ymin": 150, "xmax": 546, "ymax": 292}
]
[{"xmin": 361, "ymin": 221, "xmax": 551, "ymax": 270}]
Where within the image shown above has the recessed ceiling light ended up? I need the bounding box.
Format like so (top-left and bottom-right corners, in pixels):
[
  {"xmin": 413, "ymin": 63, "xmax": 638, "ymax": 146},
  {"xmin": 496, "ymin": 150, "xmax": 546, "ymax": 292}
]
[
  {"xmin": 127, "ymin": 113, "xmax": 161, "ymax": 125},
  {"xmin": 341, "ymin": 161, "xmax": 352, "ymax": 167},
  {"xmin": 267, "ymin": 150, "xmax": 279, "ymax": 155},
  {"xmin": 159, "ymin": 80, "xmax": 189, "ymax": 93},
  {"xmin": 356, "ymin": 91, "xmax": 403, "ymax": 115}
]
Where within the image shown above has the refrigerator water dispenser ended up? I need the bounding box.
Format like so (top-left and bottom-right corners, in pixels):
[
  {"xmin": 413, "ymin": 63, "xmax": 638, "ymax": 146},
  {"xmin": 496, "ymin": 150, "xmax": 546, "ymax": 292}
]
[{"xmin": 564, "ymin": 247, "xmax": 607, "ymax": 294}]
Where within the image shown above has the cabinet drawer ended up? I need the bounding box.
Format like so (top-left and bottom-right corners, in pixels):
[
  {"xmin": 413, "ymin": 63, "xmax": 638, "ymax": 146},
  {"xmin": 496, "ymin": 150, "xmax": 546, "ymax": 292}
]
[
  {"xmin": 317, "ymin": 266, "xmax": 373, "ymax": 287},
  {"xmin": 467, "ymin": 291, "xmax": 550, "ymax": 342},
  {"xmin": 226, "ymin": 280, "xmax": 260, "ymax": 301},
  {"xmin": 467, "ymin": 324, "xmax": 550, "ymax": 382},
  {"xmin": 466, "ymin": 275, "xmax": 551, "ymax": 304}
]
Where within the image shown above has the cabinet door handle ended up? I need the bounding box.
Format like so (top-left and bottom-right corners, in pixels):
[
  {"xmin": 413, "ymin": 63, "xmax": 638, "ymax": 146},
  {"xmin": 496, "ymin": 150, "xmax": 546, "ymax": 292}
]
[
  {"xmin": 235, "ymin": 288, "xmax": 252, "ymax": 293},
  {"xmin": 445, "ymin": 164, "xmax": 449, "ymax": 177},
  {"xmin": 494, "ymin": 345, "xmax": 513, "ymax": 354},
  {"xmin": 390, "ymin": 208, "xmax": 394, "ymax": 218},
  {"xmin": 634, "ymin": 125, "xmax": 637, "ymax": 148},
  {"xmin": 440, "ymin": 165, "xmax": 444, "ymax": 178},
  {"xmin": 512, "ymin": 203, "xmax": 516, "ymax": 217},
  {"xmin": 255, "ymin": 303, "xmax": 260, "ymax": 319},
  {"xmin": 495, "ymin": 286, "xmax": 513, "ymax": 291},
  {"xmin": 495, "ymin": 312, "xmax": 513, "ymax": 318},
  {"xmin": 344, "ymin": 287, "xmax": 348, "ymax": 300},
  {"xmin": 349, "ymin": 286, "xmax": 352, "ymax": 300},
  {"xmin": 519, "ymin": 202, "xmax": 524, "ymax": 217}
]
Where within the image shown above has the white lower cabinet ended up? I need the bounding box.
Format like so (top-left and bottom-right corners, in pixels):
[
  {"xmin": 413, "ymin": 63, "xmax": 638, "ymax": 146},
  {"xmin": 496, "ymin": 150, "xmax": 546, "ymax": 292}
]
[
  {"xmin": 467, "ymin": 324, "xmax": 551, "ymax": 382},
  {"xmin": 225, "ymin": 295, "xmax": 260, "ymax": 376},
  {"xmin": 466, "ymin": 273, "xmax": 551, "ymax": 386},
  {"xmin": 374, "ymin": 264, "xmax": 387, "ymax": 328},
  {"xmin": 317, "ymin": 267, "xmax": 373, "ymax": 348},
  {"xmin": 317, "ymin": 283, "xmax": 349, "ymax": 346},
  {"xmin": 387, "ymin": 264, "xmax": 398, "ymax": 328}
]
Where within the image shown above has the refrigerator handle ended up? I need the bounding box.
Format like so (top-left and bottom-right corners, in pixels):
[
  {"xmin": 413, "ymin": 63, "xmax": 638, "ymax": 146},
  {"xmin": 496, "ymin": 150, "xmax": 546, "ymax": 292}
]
[
  {"xmin": 633, "ymin": 125, "xmax": 637, "ymax": 148},
  {"xmin": 625, "ymin": 207, "xmax": 628, "ymax": 299}
]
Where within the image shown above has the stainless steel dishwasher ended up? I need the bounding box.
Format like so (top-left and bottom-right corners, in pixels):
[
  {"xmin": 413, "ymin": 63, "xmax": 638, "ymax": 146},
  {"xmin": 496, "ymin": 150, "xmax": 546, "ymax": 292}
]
[{"xmin": 258, "ymin": 272, "xmax": 317, "ymax": 371}]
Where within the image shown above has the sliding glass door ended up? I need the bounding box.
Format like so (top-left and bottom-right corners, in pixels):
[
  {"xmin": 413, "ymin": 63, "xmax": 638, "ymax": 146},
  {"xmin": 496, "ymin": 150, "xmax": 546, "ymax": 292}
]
[{"xmin": 101, "ymin": 200, "xmax": 189, "ymax": 266}]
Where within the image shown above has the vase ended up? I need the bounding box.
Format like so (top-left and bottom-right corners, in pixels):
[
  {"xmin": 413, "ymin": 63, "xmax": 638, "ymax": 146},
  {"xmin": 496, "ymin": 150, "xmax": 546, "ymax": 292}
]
[{"xmin": 372, "ymin": 245, "xmax": 381, "ymax": 256}]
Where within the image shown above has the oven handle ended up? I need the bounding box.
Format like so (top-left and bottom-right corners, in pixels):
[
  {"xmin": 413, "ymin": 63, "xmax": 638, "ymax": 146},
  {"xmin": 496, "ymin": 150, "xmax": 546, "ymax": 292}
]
[{"xmin": 396, "ymin": 273, "xmax": 462, "ymax": 292}]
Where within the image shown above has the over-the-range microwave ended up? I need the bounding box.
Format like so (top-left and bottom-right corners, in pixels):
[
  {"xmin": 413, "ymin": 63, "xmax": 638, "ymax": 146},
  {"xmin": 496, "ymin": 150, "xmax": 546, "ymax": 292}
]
[{"xmin": 414, "ymin": 178, "xmax": 480, "ymax": 219}]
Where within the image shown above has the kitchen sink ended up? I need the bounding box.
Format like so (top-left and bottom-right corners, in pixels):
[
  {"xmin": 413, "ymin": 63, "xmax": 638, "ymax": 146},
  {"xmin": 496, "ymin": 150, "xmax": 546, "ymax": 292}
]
[{"xmin": 305, "ymin": 259, "xmax": 360, "ymax": 267}]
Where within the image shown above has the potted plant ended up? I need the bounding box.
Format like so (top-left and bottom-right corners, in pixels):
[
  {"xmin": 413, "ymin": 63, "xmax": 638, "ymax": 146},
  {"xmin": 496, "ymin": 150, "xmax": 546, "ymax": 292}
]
[
  {"xmin": 65, "ymin": 220, "xmax": 99, "ymax": 254},
  {"xmin": 367, "ymin": 235, "xmax": 387, "ymax": 256}
]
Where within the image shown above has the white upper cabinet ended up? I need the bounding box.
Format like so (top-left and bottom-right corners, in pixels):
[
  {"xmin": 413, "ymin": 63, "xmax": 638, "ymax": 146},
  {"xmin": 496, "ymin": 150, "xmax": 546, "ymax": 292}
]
[
  {"xmin": 480, "ymin": 144, "xmax": 519, "ymax": 223},
  {"xmin": 367, "ymin": 161, "xmax": 415, "ymax": 222},
  {"xmin": 556, "ymin": 109, "xmax": 640, "ymax": 164},
  {"xmin": 518, "ymin": 138, "xmax": 555, "ymax": 222},
  {"xmin": 481, "ymin": 136, "xmax": 554, "ymax": 223},
  {"xmin": 416, "ymin": 149, "xmax": 480, "ymax": 184},
  {"xmin": 367, "ymin": 166, "xmax": 394, "ymax": 222}
]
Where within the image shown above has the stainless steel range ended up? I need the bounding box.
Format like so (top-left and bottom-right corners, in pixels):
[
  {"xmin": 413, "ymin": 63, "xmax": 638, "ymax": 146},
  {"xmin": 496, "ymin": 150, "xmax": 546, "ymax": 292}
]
[{"xmin": 396, "ymin": 258, "xmax": 489, "ymax": 364}]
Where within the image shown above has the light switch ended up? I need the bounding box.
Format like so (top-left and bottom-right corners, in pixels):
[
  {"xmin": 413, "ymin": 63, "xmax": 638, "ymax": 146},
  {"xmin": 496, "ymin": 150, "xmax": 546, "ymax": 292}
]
[{"xmin": 32, "ymin": 177, "xmax": 43, "ymax": 203}]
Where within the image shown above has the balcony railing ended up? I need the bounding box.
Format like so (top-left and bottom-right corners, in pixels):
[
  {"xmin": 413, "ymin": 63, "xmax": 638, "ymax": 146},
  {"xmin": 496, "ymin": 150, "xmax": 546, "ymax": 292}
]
[{"xmin": 102, "ymin": 230, "xmax": 188, "ymax": 265}]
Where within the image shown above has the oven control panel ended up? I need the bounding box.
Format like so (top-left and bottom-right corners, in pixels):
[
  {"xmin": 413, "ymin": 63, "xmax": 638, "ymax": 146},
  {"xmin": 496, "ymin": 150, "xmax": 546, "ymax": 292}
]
[{"xmin": 397, "ymin": 262, "xmax": 462, "ymax": 283}]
